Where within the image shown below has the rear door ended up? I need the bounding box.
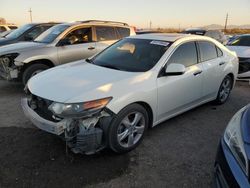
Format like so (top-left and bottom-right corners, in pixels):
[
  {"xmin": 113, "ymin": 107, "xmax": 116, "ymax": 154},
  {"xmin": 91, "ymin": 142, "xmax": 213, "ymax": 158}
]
[
  {"xmin": 94, "ymin": 26, "xmax": 119, "ymax": 53},
  {"xmin": 197, "ymin": 41, "xmax": 222, "ymax": 99},
  {"xmin": 57, "ymin": 26, "xmax": 97, "ymax": 64},
  {"xmin": 157, "ymin": 41, "xmax": 204, "ymax": 121}
]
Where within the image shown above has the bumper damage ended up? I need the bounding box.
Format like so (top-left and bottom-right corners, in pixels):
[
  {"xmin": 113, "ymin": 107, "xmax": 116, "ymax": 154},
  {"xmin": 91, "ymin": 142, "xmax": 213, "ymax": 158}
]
[{"xmin": 21, "ymin": 97, "xmax": 113, "ymax": 155}]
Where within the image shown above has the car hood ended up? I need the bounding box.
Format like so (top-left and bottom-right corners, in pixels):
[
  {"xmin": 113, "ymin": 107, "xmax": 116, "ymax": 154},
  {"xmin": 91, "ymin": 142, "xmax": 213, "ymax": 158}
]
[
  {"xmin": 0, "ymin": 37, "xmax": 13, "ymax": 46},
  {"xmin": 0, "ymin": 42, "xmax": 46, "ymax": 56},
  {"xmin": 226, "ymin": 46, "xmax": 250, "ymax": 58},
  {"xmin": 28, "ymin": 61, "xmax": 146, "ymax": 103}
]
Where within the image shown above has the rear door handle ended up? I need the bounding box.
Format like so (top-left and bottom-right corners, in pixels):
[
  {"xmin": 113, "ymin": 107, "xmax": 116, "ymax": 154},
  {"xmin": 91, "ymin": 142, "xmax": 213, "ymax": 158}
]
[
  {"xmin": 193, "ymin": 70, "xmax": 203, "ymax": 76},
  {"xmin": 219, "ymin": 62, "xmax": 226, "ymax": 66},
  {"xmin": 88, "ymin": 46, "xmax": 95, "ymax": 50}
]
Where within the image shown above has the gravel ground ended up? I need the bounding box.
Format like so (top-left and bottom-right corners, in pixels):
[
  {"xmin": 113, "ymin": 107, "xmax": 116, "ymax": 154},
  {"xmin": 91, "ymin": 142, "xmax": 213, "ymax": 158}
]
[{"xmin": 0, "ymin": 79, "xmax": 249, "ymax": 188}]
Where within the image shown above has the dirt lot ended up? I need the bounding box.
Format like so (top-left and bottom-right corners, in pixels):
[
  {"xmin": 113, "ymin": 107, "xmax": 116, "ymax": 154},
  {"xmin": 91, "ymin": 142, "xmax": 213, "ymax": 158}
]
[{"xmin": 0, "ymin": 79, "xmax": 249, "ymax": 188}]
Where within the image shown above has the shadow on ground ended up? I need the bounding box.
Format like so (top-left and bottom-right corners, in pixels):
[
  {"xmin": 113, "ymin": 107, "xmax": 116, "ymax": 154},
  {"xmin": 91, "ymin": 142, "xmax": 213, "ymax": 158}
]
[{"xmin": 0, "ymin": 128, "xmax": 130, "ymax": 188}]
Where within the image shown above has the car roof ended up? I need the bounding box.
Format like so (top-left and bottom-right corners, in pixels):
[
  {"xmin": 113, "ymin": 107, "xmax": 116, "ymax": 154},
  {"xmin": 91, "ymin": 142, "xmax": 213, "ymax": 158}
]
[{"xmin": 129, "ymin": 33, "xmax": 203, "ymax": 42}]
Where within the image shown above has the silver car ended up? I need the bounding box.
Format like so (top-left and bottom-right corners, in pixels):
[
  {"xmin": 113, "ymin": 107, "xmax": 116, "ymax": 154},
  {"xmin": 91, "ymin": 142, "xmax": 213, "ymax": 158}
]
[{"xmin": 0, "ymin": 20, "xmax": 135, "ymax": 84}]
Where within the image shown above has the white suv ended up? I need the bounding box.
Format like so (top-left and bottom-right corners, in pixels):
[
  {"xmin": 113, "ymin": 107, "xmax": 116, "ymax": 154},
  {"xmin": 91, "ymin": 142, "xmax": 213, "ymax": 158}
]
[{"xmin": 22, "ymin": 34, "xmax": 238, "ymax": 154}]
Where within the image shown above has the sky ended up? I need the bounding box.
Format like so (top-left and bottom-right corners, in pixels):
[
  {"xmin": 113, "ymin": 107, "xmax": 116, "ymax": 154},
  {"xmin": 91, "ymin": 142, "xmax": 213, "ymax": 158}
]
[{"xmin": 1, "ymin": 0, "xmax": 250, "ymax": 28}]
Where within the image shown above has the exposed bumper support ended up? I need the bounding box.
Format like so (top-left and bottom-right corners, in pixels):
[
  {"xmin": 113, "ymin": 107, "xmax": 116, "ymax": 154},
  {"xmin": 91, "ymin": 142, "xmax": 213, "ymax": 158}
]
[
  {"xmin": 21, "ymin": 98, "xmax": 66, "ymax": 135},
  {"xmin": 0, "ymin": 63, "xmax": 18, "ymax": 80}
]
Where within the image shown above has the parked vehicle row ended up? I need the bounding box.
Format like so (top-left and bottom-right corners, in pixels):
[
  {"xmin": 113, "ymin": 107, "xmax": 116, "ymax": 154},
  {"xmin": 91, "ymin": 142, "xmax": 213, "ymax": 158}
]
[
  {"xmin": 0, "ymin": 24, "xmax": 18, "ymax": 33},
  {"xmin": 0, "ymin": 20, "xmax": 135, "ymax": 84},
  {"xmin": 0, "ymin": 22, "xmax": 59, "ymax": 47},
  {"xmin": 182, "ymin": 28, "xmax": 228, "ymax": 44}
]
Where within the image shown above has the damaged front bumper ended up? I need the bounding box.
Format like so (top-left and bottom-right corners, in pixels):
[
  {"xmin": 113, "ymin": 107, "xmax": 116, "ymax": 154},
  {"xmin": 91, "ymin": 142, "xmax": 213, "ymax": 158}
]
[
  {"xmin": 21, "ymin": 97, "xmax": 113, "ymax": 154},
  {"xmin": 21, "ymin": 98, "xmax": 66, "ymax": 135},
  {"xmin": 0, "ymin": 62, "xmax": 19, "ymax": 80}
]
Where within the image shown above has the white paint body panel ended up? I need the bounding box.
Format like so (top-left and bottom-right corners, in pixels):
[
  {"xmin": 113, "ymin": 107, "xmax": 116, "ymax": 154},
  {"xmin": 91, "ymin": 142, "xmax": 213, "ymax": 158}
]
[{"xmin": 28, "ymin": 34, "xmax": 238, "ymax": 127}]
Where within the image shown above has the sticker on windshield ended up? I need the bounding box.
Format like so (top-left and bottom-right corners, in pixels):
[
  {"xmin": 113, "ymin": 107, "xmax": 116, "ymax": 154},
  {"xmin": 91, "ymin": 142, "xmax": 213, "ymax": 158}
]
[{"xmin": 150, "ymin": 41, "xmax": 169, "ymax": 47}]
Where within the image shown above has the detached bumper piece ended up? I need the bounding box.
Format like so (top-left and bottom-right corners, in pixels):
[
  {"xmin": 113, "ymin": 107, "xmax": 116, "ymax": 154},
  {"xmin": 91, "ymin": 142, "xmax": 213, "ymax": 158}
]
[
  {"xmin": 238, "ymin": 58, "xmax": 250, "ymax": 80},
  {"xmin": 0, "ymin": 62, "xmax": 18, "ymax": 80},
  {"xmin": 21, "ymin": 97, "xmax": 107, "ymax": 155}
]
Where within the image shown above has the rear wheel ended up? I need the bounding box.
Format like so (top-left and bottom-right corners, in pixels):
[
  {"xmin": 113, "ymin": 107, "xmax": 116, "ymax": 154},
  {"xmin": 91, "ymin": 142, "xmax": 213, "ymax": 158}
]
[
  {"xmin": 22, "ymin": 64, "xmax": 50, "ymax": 85},
  {"xmin": 108, "ymin": 104, "xmax": 149, "ymax": 153},
  {"xmin": 214, "ymin": 75, "xmax": 233, "ymax": 104}
]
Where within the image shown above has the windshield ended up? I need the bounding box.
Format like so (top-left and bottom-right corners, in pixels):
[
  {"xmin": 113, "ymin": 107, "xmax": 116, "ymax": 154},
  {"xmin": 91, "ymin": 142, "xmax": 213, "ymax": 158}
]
[
  {"xmin": 92, "ymin": 38, "xmax": 170, "ymax": 72},
  {"xmin": 34, "ymin": 24, "xmax": 70, "ymax": 43},
  {"xmin": 227, "ymin": 35, "xmax": 250, "ymax": 47},
  {"xmin": 5, "ymin": 24, "xmax": 33, "ymax": 39}
]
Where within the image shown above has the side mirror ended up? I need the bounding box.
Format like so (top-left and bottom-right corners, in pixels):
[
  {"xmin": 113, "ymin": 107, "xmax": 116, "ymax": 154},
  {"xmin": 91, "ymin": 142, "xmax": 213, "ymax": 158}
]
[
  {"xmin": 57, "ymin": 38, "xmax": 70, "ymax": 46},
  {"xmin": 165, "ymin": 63, "xmax": 186, "ymax": 76}
]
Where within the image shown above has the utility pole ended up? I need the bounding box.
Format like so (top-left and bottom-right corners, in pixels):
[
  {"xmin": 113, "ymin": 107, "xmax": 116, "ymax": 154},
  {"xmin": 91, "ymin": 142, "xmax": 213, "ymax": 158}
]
[
  {"xmin": 28, "ymin": 8, "xmax": 33, "ymax": 23},
  {"xmin": 149, "ymin": 21, "xmax": 152, "ymax": 29},
  {"xmin": 224, "ymin": 13, "xmax": 228, "ymax": 32}
]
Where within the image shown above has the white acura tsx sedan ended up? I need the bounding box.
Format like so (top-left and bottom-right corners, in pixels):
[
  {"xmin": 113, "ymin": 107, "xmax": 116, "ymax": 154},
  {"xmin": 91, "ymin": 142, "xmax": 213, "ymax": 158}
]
[{"xmin": 22, "ymin": 34, "xmax": 238, "ymax": 154}]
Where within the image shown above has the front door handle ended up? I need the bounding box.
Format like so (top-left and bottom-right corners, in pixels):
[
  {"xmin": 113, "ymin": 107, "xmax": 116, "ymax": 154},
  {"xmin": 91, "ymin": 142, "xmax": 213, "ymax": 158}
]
[
  {"xmin": 219, "ymin": 62, "xmax": 226, "ymax": 66},
  {"xmin": 88, "ymin": 46, "xmax": 95, "ymax": 50},
  {"xmin": 193, "ymin": 70, "xmax": 203, "ymax": 76}
]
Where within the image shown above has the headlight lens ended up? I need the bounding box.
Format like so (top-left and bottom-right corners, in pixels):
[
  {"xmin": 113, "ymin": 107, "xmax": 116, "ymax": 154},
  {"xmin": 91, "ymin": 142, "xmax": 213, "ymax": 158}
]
[
  {"xmin": 224, "ymin": 106, "xmax": 248, "ymax": 176},
  {"xmin": 0, "ymin": 53, "xmax": 19, "ymax": 66},
  {"xmin": 48, "ymin": 97, "xmax": 112, "ymax": 118}
]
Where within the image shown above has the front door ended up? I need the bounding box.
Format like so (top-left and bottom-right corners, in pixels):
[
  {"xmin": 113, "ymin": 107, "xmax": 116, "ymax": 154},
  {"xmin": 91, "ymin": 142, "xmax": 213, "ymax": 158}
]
[
  {"xmin": 57, "ymin": 27, "xmax": 97, "ymax": 64},
  {"xmin": 157, "ymin": 41, "xmax": 203, "ymax": 122}
]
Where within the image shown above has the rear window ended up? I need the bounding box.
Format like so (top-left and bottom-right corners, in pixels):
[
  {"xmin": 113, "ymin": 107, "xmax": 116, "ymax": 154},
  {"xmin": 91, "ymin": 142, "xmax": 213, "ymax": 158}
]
[
  {"xmin": 96, "ymin": 26, "xmax": 118, "ymax": 41},
  {"xmin": 116, "ymin": 27, "xmax": 130, "ymax": 38},
  {"xmin": 198, "ymin": 41, "xmax": 218, "ymax": 62}
]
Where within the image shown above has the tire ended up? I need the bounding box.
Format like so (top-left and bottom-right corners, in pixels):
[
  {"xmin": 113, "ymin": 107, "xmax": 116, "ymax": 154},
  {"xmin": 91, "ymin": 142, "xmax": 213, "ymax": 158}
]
[
  {"xmin": 214, "ymin": 75, "xmax": 233, "ymax": 105},
  {"xmin": 22, "ymin": 64, "xmax": 50, "ymax": 85},
  {"xmin": 108, "ymin": 104, "xmax": 149, "ymax": 153}
]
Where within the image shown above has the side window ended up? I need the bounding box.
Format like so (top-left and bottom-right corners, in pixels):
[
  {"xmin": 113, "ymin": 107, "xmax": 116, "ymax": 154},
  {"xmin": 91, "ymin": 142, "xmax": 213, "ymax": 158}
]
[
  {"xmin": 24, "ymin": 26, "xmax": 45, "ymax": 40},
  {"xmin": 9, "ymin": 26, "xmax": 18, "ymax": 30},
  {"xmin": 116, "ymin": 27, "xmax": 130, "ymax": 38},
  {"xmin": 167, "ymin": 42, "xmax": 198, "ymax": 67},
  {"xmin": 96, "ymin": 26, "xmax": 118, "ymax": 41},
  {"xmin": 0, "ymin": 26, "xmax": 7, "ymax": 32},
  {"xmin": 198, "ymin": 41, "xmax": 218, "ymax": 61},
  {"xmin": 216, "ymin": 46, "xmax": 223, "ymax": 57},
  {"xmin": 64, "ymin": 27, "xmax": 92, "ymax": 45}
]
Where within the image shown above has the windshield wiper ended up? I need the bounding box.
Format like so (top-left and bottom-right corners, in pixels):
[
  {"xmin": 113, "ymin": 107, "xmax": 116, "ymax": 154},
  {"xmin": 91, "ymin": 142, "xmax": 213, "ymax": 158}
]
[
  {"xmin": 100, "ymin": 64, "xmax": 121, "ymax": 70},
  {"xmin": 86, "ymin": 58, "xmax": 93, "ymax": 63}
]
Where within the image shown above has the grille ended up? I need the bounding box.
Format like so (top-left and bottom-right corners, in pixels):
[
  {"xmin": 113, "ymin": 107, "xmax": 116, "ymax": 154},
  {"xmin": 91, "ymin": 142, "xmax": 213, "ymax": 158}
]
[
  {"xmin": 29, "ymin": 95, "xmax": 58, "ymax": 122},
  {"xmin": 238, "ymin": 58, "xmax": 250, "ymax": 74}
]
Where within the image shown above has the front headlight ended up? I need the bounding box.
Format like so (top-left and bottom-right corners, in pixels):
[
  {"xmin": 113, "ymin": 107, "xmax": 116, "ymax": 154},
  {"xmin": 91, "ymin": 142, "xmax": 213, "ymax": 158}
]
[
  {"xmin": 48, "ymin": 97, "xmax": 112, "ymax": 118},
  {"xmin": 224, "ymin": 106, "xmax": 248, "ymax": 176},
  {"xmin": 0, "ymin": 53, "xmax": 19, "ymax": 66}
]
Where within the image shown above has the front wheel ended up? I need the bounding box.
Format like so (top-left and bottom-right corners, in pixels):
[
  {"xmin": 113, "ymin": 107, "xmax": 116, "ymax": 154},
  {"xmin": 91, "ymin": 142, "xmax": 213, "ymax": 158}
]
[
  {"xmin": 108, "ymin": 104, "xmax": 149, "ymax": 153},
  {"xmin": 214, "ymin": 75, "xmax": 233, "ymax": 104},
  {"xmin": 22, "ymin": 64, "xmax": 50, "ymax": 85}
]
